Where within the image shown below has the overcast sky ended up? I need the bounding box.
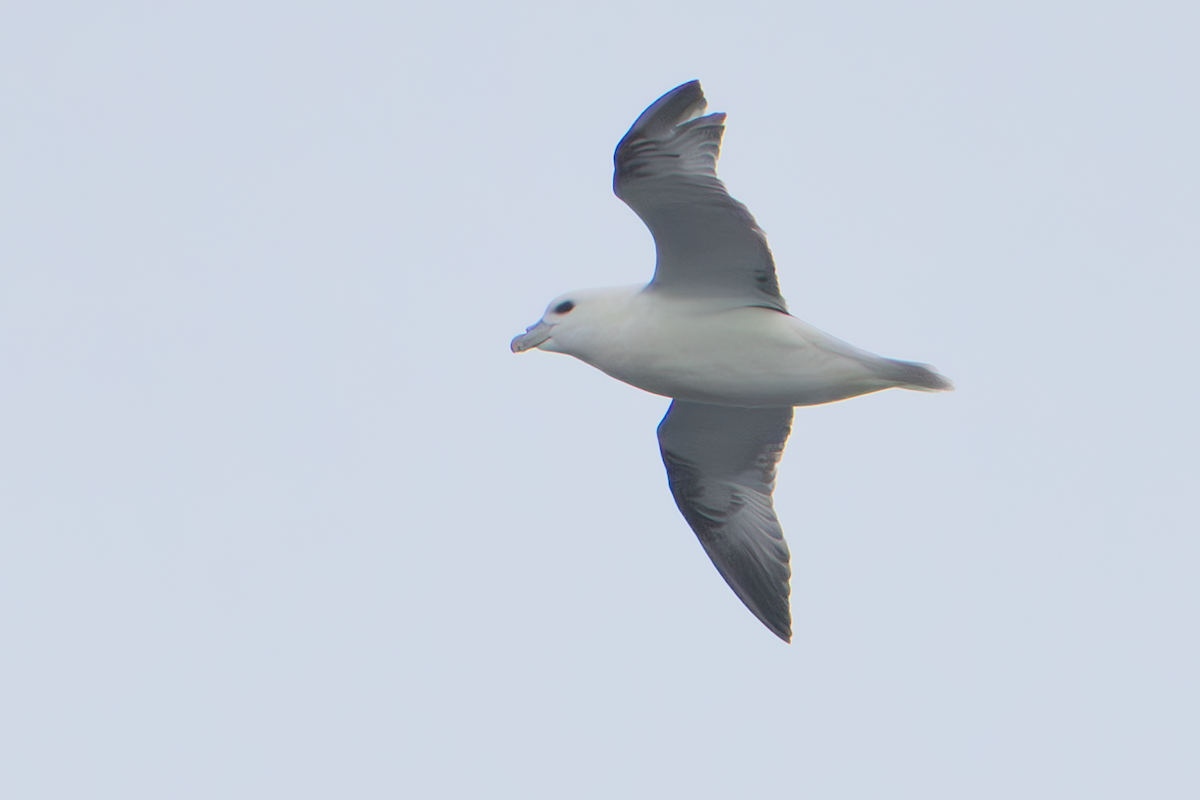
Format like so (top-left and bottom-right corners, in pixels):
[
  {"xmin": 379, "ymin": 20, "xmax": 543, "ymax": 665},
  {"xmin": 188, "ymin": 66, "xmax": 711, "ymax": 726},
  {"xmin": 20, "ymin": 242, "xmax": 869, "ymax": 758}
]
[{"xmin": 3, "ymin": 1, "xmax": 1198, "ymax": 798}]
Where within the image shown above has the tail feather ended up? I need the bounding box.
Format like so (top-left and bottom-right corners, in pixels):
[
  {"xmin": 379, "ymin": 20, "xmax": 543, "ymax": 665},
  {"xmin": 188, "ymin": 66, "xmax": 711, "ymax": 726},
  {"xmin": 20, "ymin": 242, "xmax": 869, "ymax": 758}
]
[{"xmin": 880, "ymin": 359, "xmax": 954, "ymax": 392}]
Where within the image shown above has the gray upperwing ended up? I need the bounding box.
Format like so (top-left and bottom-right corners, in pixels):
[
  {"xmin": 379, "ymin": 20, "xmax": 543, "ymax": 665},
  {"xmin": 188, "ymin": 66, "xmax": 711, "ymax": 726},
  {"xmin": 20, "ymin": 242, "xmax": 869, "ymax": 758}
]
[
  {"xmin": 657, "ymin": 400, "xmax": 794, "ymax": 642},
  {"xmin": 613, "ymin": 81, "xmax": 788, "ymax": 312}
]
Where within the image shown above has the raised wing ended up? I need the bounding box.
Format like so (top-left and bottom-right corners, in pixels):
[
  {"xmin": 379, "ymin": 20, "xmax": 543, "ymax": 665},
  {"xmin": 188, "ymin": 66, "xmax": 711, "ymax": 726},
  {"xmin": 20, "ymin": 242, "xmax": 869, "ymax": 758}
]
[
  {"xmin": 614, "ymin": 81, "xmax": 787, "ymax": 312},
  {"xmin": 657, "ymin": 400, "xmax": 794, "ymax": 641}
]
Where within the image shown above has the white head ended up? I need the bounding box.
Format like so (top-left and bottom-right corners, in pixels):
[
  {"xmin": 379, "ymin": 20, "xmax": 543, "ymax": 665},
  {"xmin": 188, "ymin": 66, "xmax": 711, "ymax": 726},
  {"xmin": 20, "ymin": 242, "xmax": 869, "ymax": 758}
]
[{"xmin": 510, "ymin": 285, "xmax": 642, "ymax": 357}]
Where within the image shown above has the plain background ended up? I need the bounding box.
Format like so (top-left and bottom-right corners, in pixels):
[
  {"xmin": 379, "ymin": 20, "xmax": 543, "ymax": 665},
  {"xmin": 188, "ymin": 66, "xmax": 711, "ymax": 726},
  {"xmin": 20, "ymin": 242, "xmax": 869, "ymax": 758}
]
[{"xmin": 3, "ymin": 1, "xmax": 1197, "ymax": 798}]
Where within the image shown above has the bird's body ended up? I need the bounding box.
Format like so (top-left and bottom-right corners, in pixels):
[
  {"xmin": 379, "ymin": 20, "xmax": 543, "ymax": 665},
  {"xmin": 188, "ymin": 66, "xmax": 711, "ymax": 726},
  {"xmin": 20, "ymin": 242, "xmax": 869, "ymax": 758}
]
[
  {"xmin": 512, "ymin": 81, "xmax": 951, "ymax": 642},
  {"xmin": 536, "ymin": 285, "xmax": 944, "ymax": 408}
]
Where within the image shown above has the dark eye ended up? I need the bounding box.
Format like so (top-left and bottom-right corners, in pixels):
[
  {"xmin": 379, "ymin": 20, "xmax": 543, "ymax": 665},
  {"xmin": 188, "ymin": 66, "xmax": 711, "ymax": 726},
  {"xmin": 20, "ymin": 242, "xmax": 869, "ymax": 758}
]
[{"xmin": 554, "ymin": 300, "xmax": 575, "ymax": 314}]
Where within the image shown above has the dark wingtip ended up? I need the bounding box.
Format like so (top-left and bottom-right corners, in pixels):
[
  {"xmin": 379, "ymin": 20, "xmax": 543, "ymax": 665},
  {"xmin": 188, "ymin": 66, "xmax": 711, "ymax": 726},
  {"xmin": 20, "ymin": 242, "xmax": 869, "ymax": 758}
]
[
  {"xmin": 767, "ymin": 614, "xmax": 792, "ymax": 643},
  {"xmin": 617, "ymin": 81, "xmax": 708, "ymax": 148},
  {"xmin": 739, "ymin": 585, "xmax": 792, "ymax": 642}
]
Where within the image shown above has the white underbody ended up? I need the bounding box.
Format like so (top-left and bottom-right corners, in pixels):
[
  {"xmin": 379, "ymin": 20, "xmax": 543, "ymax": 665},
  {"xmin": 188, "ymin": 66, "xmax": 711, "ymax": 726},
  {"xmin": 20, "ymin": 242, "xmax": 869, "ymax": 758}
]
[{"xmin": 538, "ymin": 286, "xmax": 903, "ymax": 408}]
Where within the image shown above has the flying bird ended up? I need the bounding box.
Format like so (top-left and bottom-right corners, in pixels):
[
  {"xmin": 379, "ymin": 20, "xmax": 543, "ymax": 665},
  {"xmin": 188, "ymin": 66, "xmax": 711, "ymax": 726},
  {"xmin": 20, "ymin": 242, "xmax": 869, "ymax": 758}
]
[{"xmin": 511, "ymin": 81, "xmax": 952, "ymax": 642}]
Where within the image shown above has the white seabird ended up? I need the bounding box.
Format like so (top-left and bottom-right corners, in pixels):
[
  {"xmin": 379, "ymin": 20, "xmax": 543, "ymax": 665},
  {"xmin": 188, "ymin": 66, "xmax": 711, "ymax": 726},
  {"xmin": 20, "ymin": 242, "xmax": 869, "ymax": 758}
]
[{"xmin": 511, "ymin": 81, "xmax": 952, "ymax": 642}]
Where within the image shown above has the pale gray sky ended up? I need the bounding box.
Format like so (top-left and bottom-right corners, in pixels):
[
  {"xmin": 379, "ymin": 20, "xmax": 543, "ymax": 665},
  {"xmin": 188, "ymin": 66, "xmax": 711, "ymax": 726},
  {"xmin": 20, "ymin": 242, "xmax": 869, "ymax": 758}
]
[{"xmin": 3, "ymin": 1, "xmax": 1198, "ymax": 798}]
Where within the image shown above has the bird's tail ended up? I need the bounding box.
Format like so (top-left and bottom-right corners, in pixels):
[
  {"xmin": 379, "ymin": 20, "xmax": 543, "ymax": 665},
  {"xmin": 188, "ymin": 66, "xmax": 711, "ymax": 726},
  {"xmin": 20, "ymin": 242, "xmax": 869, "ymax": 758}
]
[{"xmin": 877, "ymin": 358, "xmax": 955, "ymax": 392}]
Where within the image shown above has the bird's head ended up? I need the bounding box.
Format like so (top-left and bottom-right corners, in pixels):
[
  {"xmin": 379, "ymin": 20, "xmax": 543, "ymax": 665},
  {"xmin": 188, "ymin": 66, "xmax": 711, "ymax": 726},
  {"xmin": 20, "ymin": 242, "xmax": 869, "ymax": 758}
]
[{"xmin": 510, "ymin": 285, "xmax": 642, "ymax": 356}]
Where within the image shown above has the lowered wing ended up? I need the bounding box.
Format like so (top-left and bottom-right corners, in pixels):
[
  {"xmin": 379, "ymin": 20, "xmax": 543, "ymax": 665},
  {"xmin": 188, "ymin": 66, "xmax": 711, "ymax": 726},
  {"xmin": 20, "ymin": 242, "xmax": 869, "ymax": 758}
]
[{"xmin": 657, "ymin": 400, "xmax": 794, "ymax": 641}]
